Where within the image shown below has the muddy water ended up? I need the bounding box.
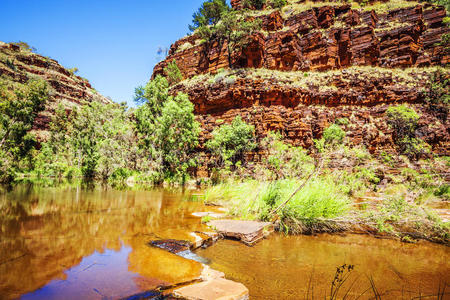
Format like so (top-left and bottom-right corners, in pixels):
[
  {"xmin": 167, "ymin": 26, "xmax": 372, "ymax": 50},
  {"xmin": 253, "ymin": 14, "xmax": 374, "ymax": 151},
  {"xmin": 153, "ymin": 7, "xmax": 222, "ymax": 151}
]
[
  {"xmin": 0, "ymin": 183, "xmax": 210, "ymax": 300},
  {"xmin": 1, "ymin": 183, "xmax": 449, "ymax": 300},
  {"xmin": 197, "ymin": 234, "xmax": 450, "ymax": 299}
]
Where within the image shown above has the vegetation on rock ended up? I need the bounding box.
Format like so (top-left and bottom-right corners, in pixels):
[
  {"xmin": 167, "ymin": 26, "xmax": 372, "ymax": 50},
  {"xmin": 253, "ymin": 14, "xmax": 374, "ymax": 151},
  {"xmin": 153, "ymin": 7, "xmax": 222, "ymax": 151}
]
[{"xmin": 0, "ymin": 78, "xmax": 48, "ymax": 183}]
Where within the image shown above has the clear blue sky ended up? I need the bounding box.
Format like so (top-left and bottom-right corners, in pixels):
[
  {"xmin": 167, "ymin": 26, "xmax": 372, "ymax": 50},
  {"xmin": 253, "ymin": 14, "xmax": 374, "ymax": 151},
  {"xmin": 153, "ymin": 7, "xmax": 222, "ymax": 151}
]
[{"xmin": 0, "ymin": 0, "xmax": 216, "ymax": 106}]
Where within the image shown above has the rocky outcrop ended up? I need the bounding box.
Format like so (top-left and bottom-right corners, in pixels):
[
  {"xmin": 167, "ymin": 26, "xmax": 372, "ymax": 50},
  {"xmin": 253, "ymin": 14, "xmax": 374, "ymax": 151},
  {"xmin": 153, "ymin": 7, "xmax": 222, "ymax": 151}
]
[
  {"xmin": 152, "ymin": 2, "xmax": 449, "ymax": 170},
  {"xmin": 0, "ymin": 41, "xmax": 110, "ymax": 139},
  {"xmin": 153, "ymin": 4, "xmax": 449, "ymax": 78}
]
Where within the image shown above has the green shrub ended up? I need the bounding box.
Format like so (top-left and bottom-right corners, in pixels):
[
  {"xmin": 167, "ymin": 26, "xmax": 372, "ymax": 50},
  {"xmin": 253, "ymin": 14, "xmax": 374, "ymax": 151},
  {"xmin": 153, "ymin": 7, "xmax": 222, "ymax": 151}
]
[
  {"xmin": 244, "ymin": 0, "xmax": 266, "ymax": 9},
  {"xmin": 164, "ymin": 60, "xmax": 183, "ymax": 85},
  {"xmin": 323, "ymin": 124, "xmax": 346, "ymax": 147},
  {"xmin": 269, "ymin": 0, "xmax": 287, "ymax": 8},
  {"xmin": 386, "ymin": 105, "xmax": 429, "ymax": 159},
  {"xmin": 424, "ymin": 68, "xmax": 449, "ymax": 105},
  {"xmin": 262, "ymin": 132, "xmax": 314, "ymax": 179},
  {"xmin": 206, "ymin": 116, "xmax": 256, "ymax": 167}
]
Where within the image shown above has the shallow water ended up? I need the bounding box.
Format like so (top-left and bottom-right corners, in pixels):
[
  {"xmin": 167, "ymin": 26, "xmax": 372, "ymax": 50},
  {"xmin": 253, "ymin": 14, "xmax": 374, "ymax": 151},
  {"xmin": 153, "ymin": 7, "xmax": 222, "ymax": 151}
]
[
  {"xmin": 1, "ymin": 183, "xmax": 449, "ymax": 300},
  {"xmin": 0, "ymin": 183, "xmax": 209, "ymax": 300},
  {"xmin": 197, "ymin": 234, "xmax": 450, "ymax": 299}
]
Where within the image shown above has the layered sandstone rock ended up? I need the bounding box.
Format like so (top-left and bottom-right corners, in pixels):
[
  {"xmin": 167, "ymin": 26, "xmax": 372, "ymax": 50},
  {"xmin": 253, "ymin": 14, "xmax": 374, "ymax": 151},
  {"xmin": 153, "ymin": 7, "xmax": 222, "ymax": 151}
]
[
  {"xmin": 151, "ymin": 1, "xmax": 449, "ymax": 172},
  {"xmin": 153, "ymin": 4, "xmax": 449, "ymax": 78},
  {"xmin": 0, "ymin": 42, "xmax": 110, "ymax": 139}
]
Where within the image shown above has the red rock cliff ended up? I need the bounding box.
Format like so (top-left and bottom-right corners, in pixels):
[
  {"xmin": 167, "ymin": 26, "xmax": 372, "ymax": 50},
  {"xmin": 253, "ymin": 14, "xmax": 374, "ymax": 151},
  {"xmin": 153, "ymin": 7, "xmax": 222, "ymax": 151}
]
[
  {"xmin": 151, "ymin": 1, "xmax": 449, "ymax": 170},
  {"xmin": 0, "ymin": 41, "xmax": 111, "ymax": 139}
]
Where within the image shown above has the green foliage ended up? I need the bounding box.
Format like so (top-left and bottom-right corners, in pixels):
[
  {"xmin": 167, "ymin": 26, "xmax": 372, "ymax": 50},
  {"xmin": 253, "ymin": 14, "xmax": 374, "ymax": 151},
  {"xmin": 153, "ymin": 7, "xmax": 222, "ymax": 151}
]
[
  {"xmin": 323, "ymin": 124, "xmax": 346, "ymax": 147},
  {"xmin": 189, "ymin": 0, "xmax": 230, "ymax": 32},
  {"xmin": 35, "ymin": 102, "xmax": 139, "ymax": 180},
  {"xmin": 215, "ymin": 11, "xmax": 262, "ymax": 68},
  {"xmin": 261, "ymin": 132, "xmax": 314, "ymax": 179},
  {"xmin": 135, "ymin": 76, "xmax": 200, "ymax": 183},
  {"xmin": 203, "ymin": 178, "xmax": 350, "ymax": 231},
  {"xmin": 134, "ymin": 74, "xmax": 169, "ymax": 108},
  {"xmin": 206, "ymin": 116, "xmax": 256, "ymax": 168},
  {"xmin": 386, "ymin": 105, "xmax": 429, "ymax": 159},
  {"xmin": 153, "ymin": 93, "xmax": 200, "ymax": 182},
  {"xmin": 0, "ymin": 78, "xmax": 48, "ymax": 183},
  {"xmin": 424, "ymin": 68, "xmax": 449, "ymax": 105},
  {"xmin": 67, "ymin": 67, "xmax": 79, "ymax": 75},
  {"xmin": 269, "ymin": 0, "xmax": 287, "ymax": 9},
  {"xmin": 10, "ymin": 41, "xmax": 36, "ymax": 52},
  {"xmin": 243, "ymin": 0, "xmax": 266, "ymax": 9},
  {"xmin": 164, "ymin": 60, "xmax": 183, "ymax": 86}
]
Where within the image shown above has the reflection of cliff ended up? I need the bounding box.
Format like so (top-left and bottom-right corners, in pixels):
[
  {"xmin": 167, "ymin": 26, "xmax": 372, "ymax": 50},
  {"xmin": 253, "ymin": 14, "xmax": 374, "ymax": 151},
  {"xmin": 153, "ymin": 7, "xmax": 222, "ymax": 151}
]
[{"xmin": 0, "ymin": 185, "xmax": 207, "ymax": 299}]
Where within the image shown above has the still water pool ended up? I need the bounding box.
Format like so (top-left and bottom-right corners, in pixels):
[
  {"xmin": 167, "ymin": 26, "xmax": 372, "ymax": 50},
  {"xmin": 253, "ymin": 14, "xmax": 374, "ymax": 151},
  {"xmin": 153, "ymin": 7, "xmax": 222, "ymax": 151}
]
[{"xmin": 0, "ymin": 183, "xmax": 448, "ymax": 299}]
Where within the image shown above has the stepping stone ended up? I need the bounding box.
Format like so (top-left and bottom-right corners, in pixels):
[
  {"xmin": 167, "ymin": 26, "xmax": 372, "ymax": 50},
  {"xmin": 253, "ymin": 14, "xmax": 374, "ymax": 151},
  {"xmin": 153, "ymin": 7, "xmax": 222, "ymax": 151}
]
[
  {"xmin": 172, "ymin": 278, "xmax": 249, "ymax": 300},
  {"xmin": 207, "ymin": 220, "xmax": 273, "ymax": 246}
]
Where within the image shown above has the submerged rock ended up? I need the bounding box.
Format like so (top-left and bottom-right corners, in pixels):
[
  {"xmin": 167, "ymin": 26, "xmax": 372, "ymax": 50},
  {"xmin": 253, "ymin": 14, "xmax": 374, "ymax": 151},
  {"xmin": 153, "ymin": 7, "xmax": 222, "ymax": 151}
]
[
  {"xmin": 208, "ymin": 220, "xmax": 274, "ymax": 246},
  {"xmin": 172, "ymin": 278, "xmax": 249, "ymax": 300}
]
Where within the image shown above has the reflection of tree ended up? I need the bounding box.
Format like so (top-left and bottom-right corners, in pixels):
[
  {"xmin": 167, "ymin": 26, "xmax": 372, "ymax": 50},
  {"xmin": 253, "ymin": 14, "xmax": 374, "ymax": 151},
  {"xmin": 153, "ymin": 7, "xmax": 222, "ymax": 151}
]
[{"xmin": 0, "ymin": 185, "xmax": 207, "ymax": 299}]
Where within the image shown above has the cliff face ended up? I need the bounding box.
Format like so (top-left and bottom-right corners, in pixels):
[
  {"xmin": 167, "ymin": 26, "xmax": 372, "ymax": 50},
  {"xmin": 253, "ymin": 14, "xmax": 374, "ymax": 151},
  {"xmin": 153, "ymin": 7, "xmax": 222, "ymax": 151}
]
[
  {"xmin": 154, "ymin": 3, "xmax": 448, "ymax": 77},
  {"xmin": 152, "ymin": 0, "xmax": 449, "ymax": 170},
  {"xmin": 0, "ymin": 41, "xmax": 111, "ymax": 139}
]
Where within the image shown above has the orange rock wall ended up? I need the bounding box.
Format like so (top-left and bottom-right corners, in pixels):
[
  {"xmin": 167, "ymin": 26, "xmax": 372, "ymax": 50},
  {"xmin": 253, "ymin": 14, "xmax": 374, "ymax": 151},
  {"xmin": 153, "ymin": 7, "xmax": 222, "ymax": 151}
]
[{"xmin": 153, "ymin": 5, "xmax": 449, "ymax": 78}]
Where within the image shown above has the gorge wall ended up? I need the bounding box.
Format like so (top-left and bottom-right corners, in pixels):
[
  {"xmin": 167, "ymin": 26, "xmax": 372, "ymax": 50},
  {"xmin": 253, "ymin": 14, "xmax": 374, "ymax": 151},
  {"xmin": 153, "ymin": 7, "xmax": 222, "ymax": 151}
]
[
  {"xmin": 152, "ymin": 0, "xmax": 449, "ymax": 171},
  {"xmin": 0, "ymin": 41, "xmax": 110, "ymax": 139}
]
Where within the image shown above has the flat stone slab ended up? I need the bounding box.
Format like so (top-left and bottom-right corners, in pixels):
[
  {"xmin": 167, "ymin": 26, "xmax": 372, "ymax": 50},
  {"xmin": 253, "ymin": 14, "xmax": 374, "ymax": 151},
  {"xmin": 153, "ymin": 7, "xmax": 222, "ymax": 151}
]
[
  {"xmin": 208, "ymin": 220, "xmax": 273, "ymax": 246},
  {"xmin": 173, "ymin": 278, "xmax": 249, "ymax": 300}
]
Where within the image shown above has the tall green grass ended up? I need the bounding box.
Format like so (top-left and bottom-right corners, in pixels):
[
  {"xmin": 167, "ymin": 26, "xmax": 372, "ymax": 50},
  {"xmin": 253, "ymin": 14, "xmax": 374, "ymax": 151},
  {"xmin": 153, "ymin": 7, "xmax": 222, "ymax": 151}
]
[{"xmin": 203, "ymin": 177, "xmax": 350, "ymax": 233}]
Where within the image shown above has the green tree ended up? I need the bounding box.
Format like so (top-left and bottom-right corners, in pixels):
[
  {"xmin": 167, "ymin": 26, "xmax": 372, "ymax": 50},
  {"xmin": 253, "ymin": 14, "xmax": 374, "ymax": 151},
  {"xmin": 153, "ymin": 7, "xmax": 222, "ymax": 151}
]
[
  {"xmin": 36, "ymin": 101, "xmax": 139, "ymax": 180},
  {"xmin": 0, "ymin": 78, "xmax": 48, "ymax": 182},
  {"xmin": 243, "ymin": 0, "xmax": 266, "ymax": 9},
  {"xmin": 189, "ymin": 0, "xmax": 230, "ymax": 32},
  {"xmin": 206, "ymin": 116, "xmax": 256, "ymax": 167},
  {"xmin": 164, "ymin": 60, "xmax": 183, "ymax": 86},
  {"xmin": 154, "ymin": 93, "xmax": 200, "ymax": 181},
  {"xmin": 386, "ymin": 105, "xmax": 429, "ymax": 159},
  {"xmin": 424, "ymin": 68, "xmax": 449, "ymax": 105},
  {"xmin": 134, "ymin": 77, "xmax": 200, "ymax": 183},
  {"xmin": 215, "ymin": 11, "xmax": 262, "ymax": 68}
]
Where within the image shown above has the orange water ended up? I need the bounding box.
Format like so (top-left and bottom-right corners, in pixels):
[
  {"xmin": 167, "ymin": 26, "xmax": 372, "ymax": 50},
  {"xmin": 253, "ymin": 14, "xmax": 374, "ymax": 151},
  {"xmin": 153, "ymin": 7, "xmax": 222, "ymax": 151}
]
[
  {"xmin": 197, "ymin": 234, "xmax": 450, "ymax": 299},
  {"xmin": 1, "ymin": 183, "xmax": 449, "ymax": 300}
]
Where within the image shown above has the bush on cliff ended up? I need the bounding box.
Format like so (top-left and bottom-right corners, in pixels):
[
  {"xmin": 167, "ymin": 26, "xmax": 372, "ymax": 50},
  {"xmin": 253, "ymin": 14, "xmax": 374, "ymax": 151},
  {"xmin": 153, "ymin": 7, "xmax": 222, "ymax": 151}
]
[
  {"xmin": 386, "ymin": 105, "xmax": 430, "ymax": 159},
  {"xmin": 269, "ymin": 0, "xmax": 287, "ymax": 9},
  {"xmin": 189, "ymin": 0, "xmax": 230, "ymax": 32},
  {"xmin": 215, "ymin": 11, "xmax": 262, "ymax": 68},
  {"xmin": 260, "ymin": 132, "xmax": 314, "ymax": 180},
  {"xmin": 314, "ymin": 124, "xmax": 346, "ymax": 152},
  {"xmin": 243, "ymin": 0, "xmax": 266, "ymax": 9},
  {"xmin": 164, "ymin": 60, "xmax": 183, "ymax": 86},
  {"xmin": 424, "ymin": 68, "xmax": 449, "ymax": 105},
  {"xmin": 206, "ymin": 116, "xmax": 256, "ymax": 169},
  {"xmin": 0, "ymin": 78, "xmax": 48, "ymax": 183}
]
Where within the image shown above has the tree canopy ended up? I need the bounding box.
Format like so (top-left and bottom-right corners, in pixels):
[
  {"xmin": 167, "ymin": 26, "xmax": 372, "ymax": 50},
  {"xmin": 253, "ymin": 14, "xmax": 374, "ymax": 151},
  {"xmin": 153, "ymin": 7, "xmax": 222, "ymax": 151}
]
[{"xmin": 189, "ymin": 0, "xmax": 230, "ymax": 32}]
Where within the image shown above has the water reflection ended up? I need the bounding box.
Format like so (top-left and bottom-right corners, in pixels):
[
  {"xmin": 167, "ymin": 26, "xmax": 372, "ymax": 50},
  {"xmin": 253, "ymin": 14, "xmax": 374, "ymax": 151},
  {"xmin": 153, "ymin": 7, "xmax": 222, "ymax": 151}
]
[
  {"xmin": 198, "ymin": 234, "xmax": 450, "ymax": 299},
  {"xmin": 0, "ymin": 183, "xmax": 207, "ymax": 300}
]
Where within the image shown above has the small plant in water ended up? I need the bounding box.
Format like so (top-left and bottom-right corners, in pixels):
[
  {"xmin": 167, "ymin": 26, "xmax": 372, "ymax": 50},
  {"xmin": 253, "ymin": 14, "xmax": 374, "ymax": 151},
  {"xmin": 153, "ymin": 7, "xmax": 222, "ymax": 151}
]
[{"xmin": 329, "ymin": 264, "xmax": 355, "ymax": 299}]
